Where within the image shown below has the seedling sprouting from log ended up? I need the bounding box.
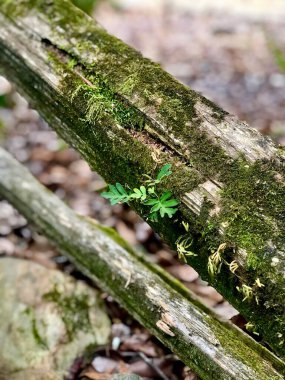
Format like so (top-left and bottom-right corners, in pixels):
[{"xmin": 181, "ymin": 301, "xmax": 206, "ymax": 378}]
[{"xmin": 101, "ymin": 164, "xmax": 179, "ymax": 221}]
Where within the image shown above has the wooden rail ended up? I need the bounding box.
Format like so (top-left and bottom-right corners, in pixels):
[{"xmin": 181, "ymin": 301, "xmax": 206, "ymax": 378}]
[
  {"xmin": 0, "ymin": 0, "xmax": 284, "ymax": 356},
  {"xmin": 0, "ymin": 147, "xmax": 285, "ymax": 380}
]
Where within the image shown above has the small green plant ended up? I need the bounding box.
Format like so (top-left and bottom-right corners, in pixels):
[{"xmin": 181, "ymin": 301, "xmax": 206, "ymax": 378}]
[
  {"xmin": 101, "ymin": 183, "xmax": 131, "ymax": 205},
  {"xmin": 143, "ymin": 163, "xmax": 173, "ymax": 186},
  {"xmin": 176, "ymin": 236, "xmax": 196, "ymax": 262},
  {"xmin": 207, "ymin": 243, "xmax": 226, "ymax": 277},
  {"xmin": 182, "ymin": 221, "xmax": 189, "ymax": 232},
  {"xmin": 245, "ymin": 322, "xmax": 259, "ymax": 336},
  {"xmin": 235, "ymin": 278, "xmax": 265, "ymax": 304},
  {"xmin": 175, "ymin": 221, "xmax": 196, "ymax": 262},
  {"xmin": 254, "ymin": 278, "xmax": 264, "ymax": 288},
  {"xmin": 207, "ymin": 243, "xmax": 265, "ymax": 304},
  {"xmin": 102, "ymin": 164, "xmax": 265, "ymax": 306},
  {"xmin": 236, "ymin": 284, "xmax": 253, "ymax": 302},
  {"xmin": 229, "ymin": 260, "xmax": 239, "ymax": 274},
  {"xmin": 101, "ymin": 164, "xmax": 179, "ymax": 221},
  {"xmin": 145, "ymin": 191, "xmax": 179, "ymax": 220}
]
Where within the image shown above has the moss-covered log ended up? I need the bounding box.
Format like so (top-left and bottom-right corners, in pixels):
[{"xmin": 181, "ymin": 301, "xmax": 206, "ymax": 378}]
[
  {"xmin": 0, "ymin": 0, "xmax": 285, "ymax": 356},
  {"xmin": 0, "ymin": 147, "xmax": 285, "ymax": 380}
]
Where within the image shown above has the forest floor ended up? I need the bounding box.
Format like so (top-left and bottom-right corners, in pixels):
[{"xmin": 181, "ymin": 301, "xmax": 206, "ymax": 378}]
[{"xmin": 0, "ymin": 2, "xmax": 284, "ymax": 379}]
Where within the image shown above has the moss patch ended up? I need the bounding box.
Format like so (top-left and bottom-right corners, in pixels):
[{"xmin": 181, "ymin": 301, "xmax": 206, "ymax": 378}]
[
  {"xmin": 23, "ymin": 307, "xmax": 48, "ymax": 349},
  {"xmin": 43, "ymin": 285, "xmax": 92, "ymax": 341}
]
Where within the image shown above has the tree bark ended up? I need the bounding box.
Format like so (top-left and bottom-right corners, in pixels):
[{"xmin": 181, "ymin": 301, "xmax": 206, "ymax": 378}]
[
  {"xmin": 0, "ymin": 0, "xmax": 284, "ymax": 356},
  {"xmin": 0, "ymin": 147, "xmax": 284, "ymax": 380}
]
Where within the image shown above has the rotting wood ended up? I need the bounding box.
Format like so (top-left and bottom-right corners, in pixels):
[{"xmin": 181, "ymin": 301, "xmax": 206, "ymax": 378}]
[
  {"xmin": 0, "ymin": 0, "xmax": 285, "ymax": 356},
  {"xmin": 0, "ymin": 146, "xmax": 284, "ymax": 380}
]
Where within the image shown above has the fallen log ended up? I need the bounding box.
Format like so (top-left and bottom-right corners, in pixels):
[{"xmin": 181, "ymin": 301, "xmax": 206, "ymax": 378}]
[
  {"xmin": 0, "ymin": 0, "xmax": 284, "ymax": 356},
  {"xmin": 0, "ymin": 146, "xmax": 284, "ymax": 380}
]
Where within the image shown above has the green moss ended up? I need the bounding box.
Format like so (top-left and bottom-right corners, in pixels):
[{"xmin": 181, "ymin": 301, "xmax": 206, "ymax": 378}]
[
  {"xmin": 47, "ymin": 49, "xmax": 145, "ymax": 127},
  {"xmin": 48, "ymin": 15, "xmax": 283, "ymax": 286},
  {"xmin": 70, "ymin": 76, "xmax": 145, "ymax": 129},
  {"xmin": 71, "ymin": 0, "xmax": 99, "ymax": 15},
  {"xmin": 66, "ymin": 58, "xmax": 78, "ymax": 70},
  {"xmin": 45, "ymin": 53, "xmax": 157, "ymax": 187},
  {"xmin": 43, "ymin": 285, "xmax": 92, "ymax": 341},
  {"xmin": 2, "ymin": 0, "xmax": 228, "ymax": 179},
  {"xmin": 0, "ymin": 0, "xmax": 229, "ymax": 165},
  {"xmin": 46, "ymin": 49, "xmax": 203, "ymax": 198},
  {"xmin": 31, "ymin": 317, "xmax": 48, "ymax": 349},
  {"xmin": 1, "ymin": 0, "xmax": 40, "ymax": 18},
  {"xmin": 210, "ymin": 320, "xmax": 285, "ymax": 378},
  {"xmin": 23, "ymin": 307, "xmax": 48, "ymax": 349},
  {"xmin": 45, "ymin": 37, "xmax": 285, "ymax": 353},
  {"xmin": 85, "ymin": 216, "xmax": 136, "ymax": 255},
  {"xmin": 190, "ymin": 155, "xmax": 285, "ymax": 354},
  {"xmin": 217, "ymin": 158, "xmax": 285, "ymax": 266}
]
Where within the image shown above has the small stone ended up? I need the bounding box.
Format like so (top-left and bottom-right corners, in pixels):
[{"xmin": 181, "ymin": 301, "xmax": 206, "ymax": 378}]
[
  {"xmin": 0, "ymin": 76, "xmax": 12, "ymax": 95},
  {"xmin": 0, "ymin": 258, "xmax": 111, "ymax": 380},
  {"xmin": 0, "ymin": 238, "xmax": 14, "ymax": 255},
  {"xmin": 92, "ymin": 356, "xmax": 118, "ymax": 373}
]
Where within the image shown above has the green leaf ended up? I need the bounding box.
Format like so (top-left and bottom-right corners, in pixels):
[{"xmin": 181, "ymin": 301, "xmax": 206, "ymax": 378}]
[
  {"xmin": 140, "ymin": 186, "xmax": 147, "ymax": 200},
  {"xmin": 160, "ymin": 191, "xmax": 172, "ymax": 202},
  {"xmin": 163, "ymin": 199, "xmax": 179, "ymax": 207},
  {"xmin": 130, "ymin": 188, "xmax": 143, "ymax": 199},
  {"xmin": 101, "ymin": 183, "xmax": 130, "ymax": 204},
  {"xmin": 144, "ymin": 199, "xmax": 158, "ymax": 206},
  {"xmin": 160, "ymin": 206, "xmax": 177, "ymax": 218},
  {"xmin": 108, "ymin": 184, "xmax": 118, "ymax": 194},
  {"xmin": 144, "ymin": 164, "xmax": 172, "ymax": 187},
  {"xmin": 150, "ymin": 203, "xmax": 161, "ymax": 213},
  {"xmin": 116, "ymin": 183, "xmax": 128, "ymax": 195},
  {"xmin": 156, "ymin": 164, "xmax": 172, "ymax": 181},
  {"xmin": 129, "ymin": 186, "xmax": 147, "ymax": 201},
  {"xmin": 101, "ymin": 163, "xmax": 178, "ymax": 220},
  {"xmin": 148, "ymin": 211, "xmax": 159, "ymax": 222},
  {"xmin": 147, "ymin": 192, "xmax": 179, "ymax": 219}
]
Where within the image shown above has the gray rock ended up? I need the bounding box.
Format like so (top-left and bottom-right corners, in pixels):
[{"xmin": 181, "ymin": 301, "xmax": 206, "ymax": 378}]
[{"xmin": 0, "ymin": 257, "xmax": 111, "ymax": 380}]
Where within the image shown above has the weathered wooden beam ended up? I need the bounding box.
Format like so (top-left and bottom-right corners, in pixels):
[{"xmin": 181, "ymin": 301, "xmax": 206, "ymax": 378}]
[
  {"xmin": 0, "ymin": 146, "xmax": 284, "ymax": 380},
  {"xmin": 0, "ymin": 0, "xmax": 284, "ymax": 356}
]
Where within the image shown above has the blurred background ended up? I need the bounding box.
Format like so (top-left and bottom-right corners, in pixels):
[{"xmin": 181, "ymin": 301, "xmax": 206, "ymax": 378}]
[{"xmin": 0, "ymin": 1, "xmax": 285, "ymax": 379}]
